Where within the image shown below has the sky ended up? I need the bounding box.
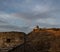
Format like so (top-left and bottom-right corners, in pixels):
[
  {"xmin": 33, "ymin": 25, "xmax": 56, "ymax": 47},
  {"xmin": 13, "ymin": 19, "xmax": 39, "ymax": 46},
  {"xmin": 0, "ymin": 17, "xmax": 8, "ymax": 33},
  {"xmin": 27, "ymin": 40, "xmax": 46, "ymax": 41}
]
[{"xmin": 0, "ymin": 0, "xmax": 60, "ymax": 33}]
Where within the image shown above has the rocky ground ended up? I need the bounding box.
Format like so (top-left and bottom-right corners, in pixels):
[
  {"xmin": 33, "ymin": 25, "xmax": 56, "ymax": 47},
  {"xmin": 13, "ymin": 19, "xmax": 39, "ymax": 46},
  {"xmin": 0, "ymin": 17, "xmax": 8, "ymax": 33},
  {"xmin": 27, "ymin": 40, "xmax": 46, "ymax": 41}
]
[{"xmin": 0, "ymin": 28, "xmax": 60, "ymax": 52}]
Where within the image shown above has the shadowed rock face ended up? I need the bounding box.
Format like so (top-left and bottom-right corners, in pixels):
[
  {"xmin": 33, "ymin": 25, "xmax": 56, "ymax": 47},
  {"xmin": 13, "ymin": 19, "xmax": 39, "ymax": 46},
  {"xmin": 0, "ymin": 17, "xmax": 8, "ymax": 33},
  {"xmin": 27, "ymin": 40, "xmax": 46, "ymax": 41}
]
[
  {"xmin": 8, "ymin": 44, "xmax": 24, "ymax": 52},
  {"xmin": 8, "ymin": 44, "xmax": 37, "ymax": 52},
  {"xmin": 27, "ymin": 31, "xmax": 55, "ymax": 52}
]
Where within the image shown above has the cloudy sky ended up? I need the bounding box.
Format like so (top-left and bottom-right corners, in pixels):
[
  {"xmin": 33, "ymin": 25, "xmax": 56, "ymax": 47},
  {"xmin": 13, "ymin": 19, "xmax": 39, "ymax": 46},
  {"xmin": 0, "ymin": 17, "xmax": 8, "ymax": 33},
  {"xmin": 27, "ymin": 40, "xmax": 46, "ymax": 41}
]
[{"xmin": 0, "ymin": 0, "xmax": 60, "ymax": 33}]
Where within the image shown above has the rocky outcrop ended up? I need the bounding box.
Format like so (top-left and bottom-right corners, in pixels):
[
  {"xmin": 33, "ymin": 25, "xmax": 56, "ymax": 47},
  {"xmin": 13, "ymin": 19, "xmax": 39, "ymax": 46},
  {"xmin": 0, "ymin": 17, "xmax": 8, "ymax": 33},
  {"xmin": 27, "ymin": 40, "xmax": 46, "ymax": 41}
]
[
  {"xmin": 0, "ymin": 31, "xmax": 25, "ymax": 52},
  {"xmin": 0, "ymin": 27, "xmax": 60, "ymax": 52}
]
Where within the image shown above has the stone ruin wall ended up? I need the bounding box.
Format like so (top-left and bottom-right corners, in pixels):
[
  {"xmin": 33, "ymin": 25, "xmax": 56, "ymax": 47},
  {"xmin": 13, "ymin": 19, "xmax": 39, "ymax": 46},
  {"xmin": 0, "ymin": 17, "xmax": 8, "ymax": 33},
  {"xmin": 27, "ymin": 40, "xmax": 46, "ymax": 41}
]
[{"xmin": 0, "ymin": 32, "xmax": 25, "ymax": 48}]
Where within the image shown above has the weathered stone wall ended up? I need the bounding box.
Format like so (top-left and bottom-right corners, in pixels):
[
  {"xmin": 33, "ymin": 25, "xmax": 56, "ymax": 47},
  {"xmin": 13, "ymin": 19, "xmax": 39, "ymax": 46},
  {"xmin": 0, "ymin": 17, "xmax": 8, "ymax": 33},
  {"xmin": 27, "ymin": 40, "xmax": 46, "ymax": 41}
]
[{"xmin": 0, "ymin": 32, "xmax": 25, "ymax": 48}]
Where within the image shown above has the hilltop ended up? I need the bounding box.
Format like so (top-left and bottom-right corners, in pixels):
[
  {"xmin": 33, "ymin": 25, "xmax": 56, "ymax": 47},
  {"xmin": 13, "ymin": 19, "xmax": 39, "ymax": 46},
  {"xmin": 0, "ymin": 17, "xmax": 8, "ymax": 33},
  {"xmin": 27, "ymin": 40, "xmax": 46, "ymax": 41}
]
[
  {"xmin": 26, "ymin": 26, "xmax": 60, "ymax": 52},
  {"xmin": 0, "ymin": 26, "xmax": 60, "ymax": 52}
]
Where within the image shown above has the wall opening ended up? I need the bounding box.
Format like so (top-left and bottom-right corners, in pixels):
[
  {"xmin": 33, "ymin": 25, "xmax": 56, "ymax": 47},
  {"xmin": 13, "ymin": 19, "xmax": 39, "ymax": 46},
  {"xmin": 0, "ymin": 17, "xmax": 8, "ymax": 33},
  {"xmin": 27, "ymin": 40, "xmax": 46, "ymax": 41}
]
[{"xmin": 6, "ymin": 39, "xmax": 11, "ymax": 43}]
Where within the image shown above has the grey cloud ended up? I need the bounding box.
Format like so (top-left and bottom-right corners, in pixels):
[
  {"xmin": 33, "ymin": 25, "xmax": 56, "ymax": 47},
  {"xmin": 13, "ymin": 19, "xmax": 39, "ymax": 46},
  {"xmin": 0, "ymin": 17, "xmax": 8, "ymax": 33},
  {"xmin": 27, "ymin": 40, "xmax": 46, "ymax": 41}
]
[
  {"xmin": 0, "ymin": 20, "xmax": 7, "ymax": 23},
  {"xmin": 15, "ymin": 9, "xmax": 57, "ymax": 21},
  {"xmin": 0, "ymin": 0, "xmax": 60, "ymax": 33},
  {"xmin": 14, "ymin": 13, "xmax": 49, "ymax": 20},
  {"xmin": 0, "ymin": 23, "xmax": 30, "ymax": 33},
  {"xmin": 34, "ymin": 22, "xmax": 60, "ymax": 28}
]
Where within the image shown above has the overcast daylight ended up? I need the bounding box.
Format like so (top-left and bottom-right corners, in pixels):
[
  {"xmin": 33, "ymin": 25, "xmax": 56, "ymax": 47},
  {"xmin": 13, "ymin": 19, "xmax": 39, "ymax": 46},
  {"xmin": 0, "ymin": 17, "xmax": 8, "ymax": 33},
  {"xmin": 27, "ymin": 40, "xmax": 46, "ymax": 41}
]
[
  {"xmin": 0, "ymin": 0, "xmax": 60, "ymax": 33},
  {"xmin": 0, "ymin": 0, "xmax": 60, "ymax": 52}
]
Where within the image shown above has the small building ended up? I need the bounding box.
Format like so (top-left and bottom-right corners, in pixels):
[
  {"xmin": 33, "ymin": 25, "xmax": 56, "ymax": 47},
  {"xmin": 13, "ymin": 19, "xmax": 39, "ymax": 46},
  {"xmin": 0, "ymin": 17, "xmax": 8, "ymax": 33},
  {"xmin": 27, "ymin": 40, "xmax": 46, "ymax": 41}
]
[{"xmin": 33, "ymin": 26, "xmax": 40, "ymax": 32}]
